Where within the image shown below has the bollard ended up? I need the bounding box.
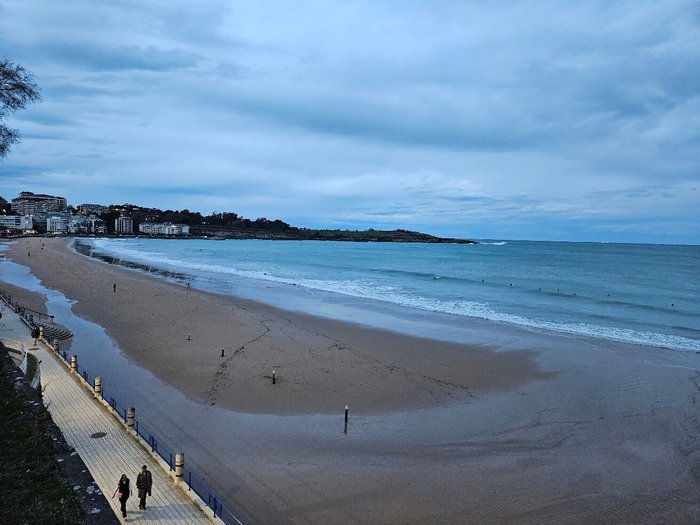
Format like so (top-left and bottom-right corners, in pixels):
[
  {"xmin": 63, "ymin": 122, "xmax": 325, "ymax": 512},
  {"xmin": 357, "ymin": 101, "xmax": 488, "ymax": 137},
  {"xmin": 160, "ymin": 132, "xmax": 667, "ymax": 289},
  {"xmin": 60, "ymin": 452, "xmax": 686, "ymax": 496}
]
[
  {"xmin": 39, "ymin": 326, "xmax": 44, "ymax": 340},
  {"xmin": 94, "ymin": 376, "xmax": 102, "ymax": 398},
  {"xmin": 175, "ymin": 452, "xmax": 185, "ymax": 481},
  {"xmin": 272, "ymin": 370, "xmax": 276, "ymax": 384},
  {"xmin": 53, "ymin": 338, "xmax": 59, "ymax": 351},
  {"xmin": 127, "ymin": 407, "xmax": 135, "ymax": 431},
  {"xmin": 70, "ymin": 354, "xmax": 77, "ymax": 374}
]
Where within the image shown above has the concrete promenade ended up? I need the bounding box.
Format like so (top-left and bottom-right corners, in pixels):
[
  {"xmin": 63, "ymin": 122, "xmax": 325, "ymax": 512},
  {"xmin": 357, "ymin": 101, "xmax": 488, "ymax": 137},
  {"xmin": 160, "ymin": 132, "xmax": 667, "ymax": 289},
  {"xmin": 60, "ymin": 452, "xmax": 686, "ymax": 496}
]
[{"xmin": 0, "ymin": 305, "xmax": 218, "ymax": 524}]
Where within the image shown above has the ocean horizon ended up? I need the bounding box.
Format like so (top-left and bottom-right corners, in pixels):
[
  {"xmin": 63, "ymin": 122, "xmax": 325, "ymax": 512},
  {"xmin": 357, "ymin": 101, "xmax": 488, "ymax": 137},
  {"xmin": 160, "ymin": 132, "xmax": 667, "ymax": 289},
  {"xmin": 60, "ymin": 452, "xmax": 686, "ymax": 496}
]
[{"xmin": 74, "ymin": 237, "xmax": 700, "ymax": 353}]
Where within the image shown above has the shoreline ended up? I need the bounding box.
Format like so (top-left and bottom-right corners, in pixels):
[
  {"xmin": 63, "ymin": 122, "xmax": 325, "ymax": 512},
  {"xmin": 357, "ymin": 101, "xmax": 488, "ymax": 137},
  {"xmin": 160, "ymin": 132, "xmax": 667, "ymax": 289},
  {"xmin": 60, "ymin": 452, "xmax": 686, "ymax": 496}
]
[
  {"xmin": 72, "ymin": 236, "xmax": 700, "ymax": 353},
  {"xmin": 2, "ymin": 237, "xmax": 550, "ymax": 415}
]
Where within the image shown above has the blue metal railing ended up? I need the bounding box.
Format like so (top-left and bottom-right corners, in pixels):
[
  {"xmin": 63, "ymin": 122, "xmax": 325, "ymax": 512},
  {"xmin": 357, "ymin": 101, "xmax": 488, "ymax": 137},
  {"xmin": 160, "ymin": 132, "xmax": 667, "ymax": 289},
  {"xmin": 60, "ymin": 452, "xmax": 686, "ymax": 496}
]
[
  {"xmin": 72, "ymin": 350, "xmax": 244, "ymax": 523},
  {"xmin": 183, "ymin": 468, "xmax": 243, "ymax": 524}
]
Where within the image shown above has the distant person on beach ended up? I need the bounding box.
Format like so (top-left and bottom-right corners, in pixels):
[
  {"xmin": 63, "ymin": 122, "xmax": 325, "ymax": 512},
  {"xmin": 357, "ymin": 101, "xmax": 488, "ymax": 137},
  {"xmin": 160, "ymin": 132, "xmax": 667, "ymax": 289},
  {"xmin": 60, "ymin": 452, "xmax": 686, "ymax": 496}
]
[
  {"xmin": 113, "ymin": 283, "xmax": 116, "ymax": 292},
  {"xmin": 113, "ymin": 473, "xmax": 132, "ymax": 519},
  {"xmin": 136, "ymin": 464, "xmax": 153, "ymax": 510}
]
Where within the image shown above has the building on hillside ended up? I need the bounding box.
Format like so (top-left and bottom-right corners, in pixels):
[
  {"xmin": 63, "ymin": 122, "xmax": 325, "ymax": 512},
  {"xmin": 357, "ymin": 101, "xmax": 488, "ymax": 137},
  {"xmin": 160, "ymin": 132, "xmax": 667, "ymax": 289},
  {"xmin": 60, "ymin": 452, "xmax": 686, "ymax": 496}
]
[
  {"xmin": 77, "ymin": 203, "xmax": 109, "ymax": 216},
  {"xmin": 68, "ymin": 215, "xmax": 106, "ymax": 234},
  {"xmin": 46, "ymin": 214, "xmax": 69, "ymax": 234},
  {"xmin": 47, "ymin": 213, "xmax": 106, "ymax": 234},
  {"xmin": 139, "ymin": 222, "xmax": 190, "ymax": 235},
  {"xmin": 11, "ymin": 191, "xmax": 67, "ymax": 215},
  {"xmin": 0, "ymin": 215, "xmax": 33, "ymax": 233},
  {"xmin": 115, "ymin": 216, "xmax": 133, "ymax": 233}
]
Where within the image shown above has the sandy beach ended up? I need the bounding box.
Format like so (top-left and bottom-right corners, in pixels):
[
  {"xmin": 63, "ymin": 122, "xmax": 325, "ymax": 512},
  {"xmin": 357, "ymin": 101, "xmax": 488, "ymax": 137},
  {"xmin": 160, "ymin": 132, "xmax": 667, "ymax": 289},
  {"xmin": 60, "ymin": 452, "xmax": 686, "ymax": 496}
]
[
  {"xmin": 3, "ymin": 236, "xmax": 700, "ymax": 524},
  {"xmin": 4, "ymin": 237, "xmax": 548, "ymax": 415}
]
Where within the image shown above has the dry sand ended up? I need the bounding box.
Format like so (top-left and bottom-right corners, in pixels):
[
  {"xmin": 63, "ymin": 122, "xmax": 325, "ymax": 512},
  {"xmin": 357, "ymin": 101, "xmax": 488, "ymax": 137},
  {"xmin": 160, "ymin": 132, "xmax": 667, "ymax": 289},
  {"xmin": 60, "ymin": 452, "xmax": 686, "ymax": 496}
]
[
  {"xmin": 4, "ymin": 236, "xmax": 700, "ymax": 524},
  {"xmin": 4, "ymin": 237, "xmax": 549, "ymax": 415}
]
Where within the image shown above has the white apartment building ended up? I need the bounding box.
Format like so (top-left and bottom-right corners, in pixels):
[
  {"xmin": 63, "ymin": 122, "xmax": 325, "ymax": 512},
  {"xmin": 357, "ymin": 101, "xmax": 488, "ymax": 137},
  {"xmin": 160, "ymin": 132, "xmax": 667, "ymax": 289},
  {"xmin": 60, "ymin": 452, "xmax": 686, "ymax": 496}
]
[
  {"xmin": 0, "ymin": 215, "xmax": 33, "ymax": 232},
  {"xmin": 139, "ymin": 222, "xmax": 190, "ymax": 235},
  {"xmin": 47, "ymin": 214, "xmax": 69, "ymax": 233},
  {"xmin": 115, "ymin": 216, "xmax": 133, "ymax": 233}
]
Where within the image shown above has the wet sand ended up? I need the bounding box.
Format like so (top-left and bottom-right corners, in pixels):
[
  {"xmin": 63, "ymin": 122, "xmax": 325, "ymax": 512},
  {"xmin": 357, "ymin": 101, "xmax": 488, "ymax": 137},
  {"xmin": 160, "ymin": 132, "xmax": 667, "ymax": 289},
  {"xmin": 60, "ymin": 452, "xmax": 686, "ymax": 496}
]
[{"xmin": 3, "ymin": 237, "xmax": 700, "ymax": 524}]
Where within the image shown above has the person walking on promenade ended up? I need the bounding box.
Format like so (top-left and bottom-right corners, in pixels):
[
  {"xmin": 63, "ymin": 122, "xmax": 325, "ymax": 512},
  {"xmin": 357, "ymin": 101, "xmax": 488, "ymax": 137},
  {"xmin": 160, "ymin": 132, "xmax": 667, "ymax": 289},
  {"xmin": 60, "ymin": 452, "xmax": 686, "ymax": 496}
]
[
  {"xmin": 113, "ymin": 473, "xmax": 132, "ymax": 519},
  {"xmin": 30, "ymin": 323, "xmax": 39, "ymax": 346},
  {"xmin": 136, "ymin": 464, "xmax": 153, "ymax": 510}
]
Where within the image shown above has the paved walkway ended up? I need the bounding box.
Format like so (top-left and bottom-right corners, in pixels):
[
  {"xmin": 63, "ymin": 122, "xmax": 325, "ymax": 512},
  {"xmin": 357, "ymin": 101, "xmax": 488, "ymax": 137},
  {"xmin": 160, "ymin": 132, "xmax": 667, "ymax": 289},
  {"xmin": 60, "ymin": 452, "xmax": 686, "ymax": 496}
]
[{"xmin": 0, "ymin": 305, "xmax": 217, "ymax": 525}]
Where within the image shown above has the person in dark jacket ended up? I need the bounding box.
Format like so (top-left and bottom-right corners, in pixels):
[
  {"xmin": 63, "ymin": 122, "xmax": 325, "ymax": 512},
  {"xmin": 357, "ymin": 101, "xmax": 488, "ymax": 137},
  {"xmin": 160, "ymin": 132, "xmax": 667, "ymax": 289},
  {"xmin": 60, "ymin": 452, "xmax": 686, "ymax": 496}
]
[
  {"xmin": 113, "ymin": 474, "xmax": 131, "ymax": 519},
  {"xmin": 31, "ymin": 324, "xmax": 39, "ymax": 345},
  {"xmin": 136, "ymin": 464, "xmax": 153, "ymax": 510}
]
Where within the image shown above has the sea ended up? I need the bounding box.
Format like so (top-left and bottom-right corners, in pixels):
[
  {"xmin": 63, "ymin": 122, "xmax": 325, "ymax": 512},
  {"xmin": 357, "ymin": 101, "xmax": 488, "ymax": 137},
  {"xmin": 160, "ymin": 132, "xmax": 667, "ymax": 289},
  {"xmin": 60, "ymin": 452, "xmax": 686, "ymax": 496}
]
[{"xmin": 75, "ymin": 238, "xmax": 700, "ymax": 353}]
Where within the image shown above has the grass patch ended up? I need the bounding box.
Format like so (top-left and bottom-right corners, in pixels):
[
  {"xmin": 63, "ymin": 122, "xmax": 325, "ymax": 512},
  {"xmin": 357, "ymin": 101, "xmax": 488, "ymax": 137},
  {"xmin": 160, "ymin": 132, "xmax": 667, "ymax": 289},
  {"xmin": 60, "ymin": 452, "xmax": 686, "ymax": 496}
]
[{"xmin": 0, "ymin": 348, "xmax": 85, "ymax": 524}]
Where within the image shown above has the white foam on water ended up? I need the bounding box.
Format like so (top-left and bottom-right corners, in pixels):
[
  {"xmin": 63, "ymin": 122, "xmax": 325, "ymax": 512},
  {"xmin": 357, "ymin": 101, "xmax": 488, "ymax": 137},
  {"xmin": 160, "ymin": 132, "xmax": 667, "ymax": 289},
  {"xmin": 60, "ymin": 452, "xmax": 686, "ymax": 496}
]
[{"xmin": 85, "ymin": 238, "xmax": 700, "ymax": 353}]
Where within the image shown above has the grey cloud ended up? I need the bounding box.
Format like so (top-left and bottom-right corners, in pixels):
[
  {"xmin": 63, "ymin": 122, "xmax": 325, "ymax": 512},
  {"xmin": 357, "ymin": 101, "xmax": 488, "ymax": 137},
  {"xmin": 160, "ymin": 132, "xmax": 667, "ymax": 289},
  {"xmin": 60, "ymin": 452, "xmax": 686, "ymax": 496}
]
[
  {"xmin": 1, "ymin": 1, "xmax": 698, "ymax": 243},
  {"xmin": 196, "ymin": 81, "xmax": 545, "ymax": 153},
  {"xmin": 587, "ymin": 184, "xmax": 685, "ymax": 201},
  {"xmin": 37, "ymin": 42, "xmax": 199, "ymax": 72}
]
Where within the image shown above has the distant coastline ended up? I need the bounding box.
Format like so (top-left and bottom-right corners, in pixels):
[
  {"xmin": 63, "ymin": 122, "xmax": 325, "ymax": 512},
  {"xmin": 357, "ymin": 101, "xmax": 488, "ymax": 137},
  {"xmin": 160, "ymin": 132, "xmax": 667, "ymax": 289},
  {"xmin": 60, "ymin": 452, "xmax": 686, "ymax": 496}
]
[
  {"xmin": 3, "ymin": 229, "xmax": 476, "ymax": 244},
  {"xmin": 188, "ymin": 226, "xmax": 476, "ymax": 243},
  {"xmin": 2, "ymin": 192, "xmax": 477, "ymax": 243}
]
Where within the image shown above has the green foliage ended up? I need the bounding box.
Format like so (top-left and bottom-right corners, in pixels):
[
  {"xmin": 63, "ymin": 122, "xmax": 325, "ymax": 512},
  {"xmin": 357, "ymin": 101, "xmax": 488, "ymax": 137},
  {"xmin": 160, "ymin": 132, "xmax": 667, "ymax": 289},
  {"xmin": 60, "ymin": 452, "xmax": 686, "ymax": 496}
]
[
  {"xmin": 0, "ymin": 196, "xmax": 10, "ymax": 214},
  {"xmin": 0, "ymin": 58, "xmax": 41, "ymax": 158},
  {"xmin": 0, "ymin": 353, "xmax": 84, "ymax": 524},
  {"xmin": 96, "ymin": 202, "xmax": 473, "ymax": 242}
]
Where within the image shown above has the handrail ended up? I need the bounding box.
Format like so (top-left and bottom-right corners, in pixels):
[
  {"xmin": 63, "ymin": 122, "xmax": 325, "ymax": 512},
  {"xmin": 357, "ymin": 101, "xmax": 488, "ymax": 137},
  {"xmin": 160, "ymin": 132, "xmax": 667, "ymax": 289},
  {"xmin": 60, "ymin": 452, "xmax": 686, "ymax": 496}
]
[
  {"xmin": 94, "ymin": 367, "xmax": 244, "ymax": 523},
  {"xmin": 19, "ymin": 305, "xmax": 55, "ymax": 325},
  {"xmin": 0, "ymin": 289, "xmax": 55, "ymax": 325},
  {"xmin": 68, "ymin": 350, "xmax": 244, "ymax": 523}
]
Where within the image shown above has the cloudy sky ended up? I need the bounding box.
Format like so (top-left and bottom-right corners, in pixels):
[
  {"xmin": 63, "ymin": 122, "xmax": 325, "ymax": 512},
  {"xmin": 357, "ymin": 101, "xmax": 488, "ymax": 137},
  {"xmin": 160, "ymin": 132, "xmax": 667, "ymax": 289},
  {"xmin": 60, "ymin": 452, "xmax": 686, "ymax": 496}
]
[{"xmin": 1, "ymin": 1, "xmax": 698, "ymax": 243}]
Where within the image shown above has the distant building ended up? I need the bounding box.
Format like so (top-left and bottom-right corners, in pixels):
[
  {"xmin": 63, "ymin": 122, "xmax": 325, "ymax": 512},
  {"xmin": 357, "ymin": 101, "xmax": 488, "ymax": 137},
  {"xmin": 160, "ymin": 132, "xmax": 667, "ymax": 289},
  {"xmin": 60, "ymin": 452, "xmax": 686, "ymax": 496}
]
[
  {"xmin": 115, "ymin": 216, "xmax": 133, "ymax": 233},
  {"xmin": 139, "ymin": 222, "xmax": 190, "ymax": 235},
  {"xmin": 11, "ymin": 191, "xmax": 67, "ymax": 215},
  {"xmin": 46, "ymin": 213, "xmax": 106, "ymax": 234},
  {"xmin": 77, "ymin": 203, "xmax": 109, "ymax": 216},
  {"xmin": 0, "ymin": 215, "xmax": 33, "ymax": 232},
  {"xmin": 46, "ymin": 214, "xmax": 69, "ymax": 234},
  {"xmin": 68, "ymin": 215, "xmax": 106, "ymax": 234}
]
